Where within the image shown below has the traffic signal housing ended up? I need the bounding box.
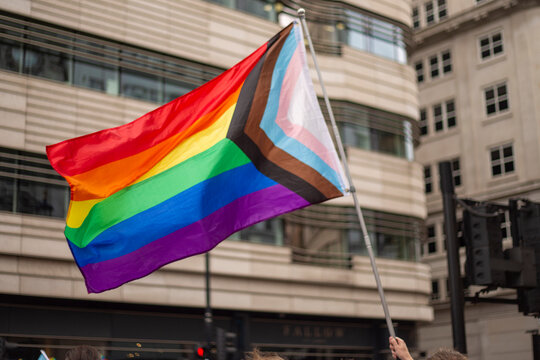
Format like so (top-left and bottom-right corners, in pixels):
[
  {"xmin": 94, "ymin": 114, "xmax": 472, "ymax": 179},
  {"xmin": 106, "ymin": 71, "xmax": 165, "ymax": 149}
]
[
  {"xmin": 0, "ymin": 337, "xmax": 5, "ymax": 360},
  {"xmin": 512, "ymin": 200, "xmax": 540, "ymax": 316},
  {"xmin": 463, "ymin": 204, "xmax": 506, "ymax": 287},
  {"xmin": 194, "ymin": 345, "xmax": 211, "ymax": 360},
  {"xmin": 215, "ymin": 328, "xmax": 237, "ymax": 360}
]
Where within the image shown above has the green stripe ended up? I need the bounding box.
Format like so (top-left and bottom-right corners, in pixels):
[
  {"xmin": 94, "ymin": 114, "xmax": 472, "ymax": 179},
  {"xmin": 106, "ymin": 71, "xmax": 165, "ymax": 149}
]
[{"xmin": 65, "ymin": 138, "xmax": 250, "ymax": 248}]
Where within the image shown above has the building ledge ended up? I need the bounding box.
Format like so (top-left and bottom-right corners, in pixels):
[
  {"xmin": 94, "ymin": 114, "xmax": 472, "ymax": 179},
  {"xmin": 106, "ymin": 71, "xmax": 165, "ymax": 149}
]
[{"xmin": 411, "ymin": 0, "xmax": 538, "ymax": 51}]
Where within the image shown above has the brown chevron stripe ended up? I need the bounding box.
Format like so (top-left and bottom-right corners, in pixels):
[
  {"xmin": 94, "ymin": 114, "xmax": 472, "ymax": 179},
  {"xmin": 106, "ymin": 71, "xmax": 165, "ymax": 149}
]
[
  {"xmin": 227, "ymin": 25, "xmax": 328, "ymax": 203},
  {"xmin": 242, "ymin": 24, "xmax": 343, "ymax": 201}
]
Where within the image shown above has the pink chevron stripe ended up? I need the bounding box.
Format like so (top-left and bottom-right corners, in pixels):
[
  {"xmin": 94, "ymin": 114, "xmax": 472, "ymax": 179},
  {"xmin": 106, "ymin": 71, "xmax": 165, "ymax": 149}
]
[{"xmin": 274, "ymin": 47, "xmax": 339, "ymax": 172}]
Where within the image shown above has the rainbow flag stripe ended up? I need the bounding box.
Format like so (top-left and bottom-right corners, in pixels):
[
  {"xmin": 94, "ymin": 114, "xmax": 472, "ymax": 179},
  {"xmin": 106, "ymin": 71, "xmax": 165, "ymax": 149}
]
[{"xmin": 46, "ymin": 22, "xmax": 347, "ymax": 293}]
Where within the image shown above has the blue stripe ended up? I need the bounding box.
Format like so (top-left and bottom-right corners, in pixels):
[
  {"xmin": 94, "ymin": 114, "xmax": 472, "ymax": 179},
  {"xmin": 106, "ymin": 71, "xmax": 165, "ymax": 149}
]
[
  {"xmin": 260, "ymin": 25, "xmax": 344, "ymax": 190},
  {"xmin": 69, "ymin": 163, "xmax": 276, "ymax": 267}
]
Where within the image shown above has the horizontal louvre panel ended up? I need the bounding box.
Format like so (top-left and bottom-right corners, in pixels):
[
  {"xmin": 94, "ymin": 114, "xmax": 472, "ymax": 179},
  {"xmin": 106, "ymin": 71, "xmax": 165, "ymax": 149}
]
[
  {"xmin": 284, "ymin": 204, "xmax": 424, "ymax": 239},
  {"xmin": 0, "ymin": 12, "xmax": 223, "ymax": 87}
]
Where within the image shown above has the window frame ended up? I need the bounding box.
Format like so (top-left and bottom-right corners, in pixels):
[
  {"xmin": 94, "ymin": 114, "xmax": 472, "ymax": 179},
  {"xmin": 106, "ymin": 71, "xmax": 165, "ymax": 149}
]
[
  {"xmin": 424, "ymin": 165, "xmax": 433, "ymax": 194},
  {"xmin": 431, "ymin": 279, "xmax": 440, "ymax": 300},
  {"xmin": 441, "ymin": 50, "xmax": 452, "ymax": 73},
  {"xmin": 0, "ymin": 147, "xmax": 70, "ymax": 218},
  {"xmin": 419, "ymin": 108, "xmax": 428, "ymax": 136},
  {"xmin": 479, "ymin": 30, "xmax": 504, "ymax": 61},
  {"xmin": 415, "ymin": 60, "xmax": 425, "ymax": 83},
  {"xmin": 432, "ymin": 98, "xmax": 457, "ymax": 133},
  {"xmin": 437, "ymin": 0, "xmax": 447, "ymax": 20},
  {"xmin": 451, "ymin": 157, "xmax": 461, "ymax": 187},
  {"xmin": 426, "ymin": 224, "xmax": 437, "ymax": 255},
  {"xmin": 489, "ymin": 143, "xmax": 515, "ymax": 177},
  {"xmin": 427, "ymin": 50, "xmax": 452, "ymax": 80},
  {"xmin": 425, "ymin": 1, "xmax": 435, "ymax": 25},
  {"xmin": 484, "ymin": 81, "xmax": 509, "ymax": 116},
  {"xmin": 424, "ymin": 0, "xmax": 447, "ymax": 26},
  {"xmin": 412, "ymin": 6, "xmax": 420, "ymax": 29}
]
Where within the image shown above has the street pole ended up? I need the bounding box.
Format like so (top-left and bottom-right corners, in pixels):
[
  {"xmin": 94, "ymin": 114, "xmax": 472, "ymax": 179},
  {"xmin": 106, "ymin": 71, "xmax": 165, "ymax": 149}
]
[
  {"xmin": 205, "ymin": 252, "xmax": 213, "ymax": 356},
  {"xmin": 439, "ymin": 161, "xmax": 467, "ymax": 354}
]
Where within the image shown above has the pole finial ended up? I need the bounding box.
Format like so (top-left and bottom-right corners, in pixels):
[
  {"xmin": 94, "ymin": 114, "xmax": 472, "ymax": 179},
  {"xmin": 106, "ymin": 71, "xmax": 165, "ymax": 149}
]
[{"xmin": 297, "ymin": 8, "xmax": 305, "ymax": 18}]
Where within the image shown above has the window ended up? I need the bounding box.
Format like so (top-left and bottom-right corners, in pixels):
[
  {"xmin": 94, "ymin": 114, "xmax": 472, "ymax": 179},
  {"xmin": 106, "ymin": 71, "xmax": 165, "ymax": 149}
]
[
  {"xmin": 0, "ymin": 21, "xmax": 23, "ymax": 72},
  {"xmin": 490, "ymin": 143, "xmax": 514, "ymax": 177},
  {"xmin": 446, "ymin": 100, "xmax": 456, "ymax": 127},
  {"xmin": 499, "ymin": 210, "xmax": 511, "ymax": 241},
  {"xmin": 424, "ymin": 0, "xmax": 447, "ymax": 25},
  {"xmin": 428, "ymin": 50, "xmax": 452, "ymax": 80},
  {"xmin": 451, "ymin": 158, "xmax": 461, "ymax": 186},
  {"xmin": 433, "ymin": 104, "xmax": 443, "ymax": 131},
  {"xmin": 438, "ymin": 0, "xmax": 447, "ymax": 19},
  {"xmin": 164, "ymin": 78, "xmax": 196, "ymax": 103},
  {"xmin": 420, "ymin": 108, "xmax": 428, "ymax": 135},
  {"xmin": 74, "ymin": 57, "xmax": 118, "ymax": 94},
  {"xmin": 424, "ymin": 165, "xmax": 433, "ymax": 194},
  {"xmin": 412, "ymin": 7, "xmax": 420, "ymax": 29},
  {"xmin": 121, "ymin": 68, "xmax": 161, "ymax": 103},
  {"xmin": 237, "ymin": 218, "xmax": 283, "ymax": 246},
  {"xmin": 428, "ymin": 241, "xmax": 436, "ymax": 253},
  {"xmin": 333, "ymin": 101, "xmax": 416, "ymax": 159},
  {"xmin": 431, "ymin": 279, "xmax": 440, "ymax": 300},
  {"xmin": 415, "ymin": 61, "xmax": 424, "ymax": 83},
  {"xmin": 0, "ymin": 14, "xmax": 220, "ymax": 105},
  {"xmin": 344, "ymin": 9, "xmax": 407, "ymax": 64},
  {"xmin": 441, "ymin": 50, "xmax": 452, "ymax": 73},
  {"xmin": 479, "ymin": 31, "xmax": 504, "ymax": 60},
  {"xmin": 73, "ymin": 39, "xmax": 119, "ymax": 94},
  {"xmin": 425, "ymin": 2, "xmax": 435, "ymax": 25},
  {"xmin": 429, "ymin": 55, "xmax": 439, "ymax": 78},
  {"xmin": 432, "ymin": 99, "xmax": 456, "ymax": 132},
  {"xmin": 426, "ymin": 225, "xmax": 437, "ymax": 254},
  {"xmin": 484, "ymin": 82, "xmax": 509, "ymax": 115},
  {"xmin": 289, "ymin": 205, "xmax": 423, "ymax": 264},
  {"xmin": 207, "ymin": 0, "xmax": 278, "ymax": 22},
  {"xmin": 0, "ymin": 147, "xmax": 69, "ymax": 218},
  {"xmin": 24, "ymin": 44, "xmax": 71, "ymax": 83}
]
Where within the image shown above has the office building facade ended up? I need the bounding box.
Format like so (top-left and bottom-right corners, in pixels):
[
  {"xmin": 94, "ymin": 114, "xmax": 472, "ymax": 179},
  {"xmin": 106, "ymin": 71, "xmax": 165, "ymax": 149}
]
[{"xmin": 410, "ymin": 0, "xmax": 540, "ymax": 359}]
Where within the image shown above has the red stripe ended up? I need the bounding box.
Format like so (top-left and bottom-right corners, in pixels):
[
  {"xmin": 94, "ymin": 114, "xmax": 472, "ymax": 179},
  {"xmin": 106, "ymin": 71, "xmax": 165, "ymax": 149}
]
[{"xmin": 47, "ymin": 43, "xmax": 267, "ymax": 177}]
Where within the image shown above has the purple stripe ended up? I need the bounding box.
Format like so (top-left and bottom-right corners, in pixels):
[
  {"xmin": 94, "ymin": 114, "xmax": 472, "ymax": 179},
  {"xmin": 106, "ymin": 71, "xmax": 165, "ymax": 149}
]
[{"xmin": 80, "ymin": 184, "xmax": 309, "ymax": 293}]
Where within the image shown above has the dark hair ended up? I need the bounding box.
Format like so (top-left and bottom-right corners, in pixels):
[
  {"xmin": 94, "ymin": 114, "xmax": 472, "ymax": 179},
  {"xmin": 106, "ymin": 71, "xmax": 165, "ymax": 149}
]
[
  {"xmin": 428, "ymin": 348, "xmax": 467, "ymax": 360},
  {"xmin": 65, "ymin": 346, "xmax": 101, "ymax": 360}
]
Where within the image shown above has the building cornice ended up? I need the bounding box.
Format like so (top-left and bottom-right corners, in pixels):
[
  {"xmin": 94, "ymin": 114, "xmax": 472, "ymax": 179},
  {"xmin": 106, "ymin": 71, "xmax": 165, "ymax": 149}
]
[{"xmin": 410, "ymin": 0, "xmax": 539, "ymax": 52}]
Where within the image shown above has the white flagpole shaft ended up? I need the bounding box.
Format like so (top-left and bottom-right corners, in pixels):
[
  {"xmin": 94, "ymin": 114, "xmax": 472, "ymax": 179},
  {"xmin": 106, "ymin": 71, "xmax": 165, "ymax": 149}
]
[{"xmin": 297, "ymin": 8, "xmax": 396, "ymax": 339}]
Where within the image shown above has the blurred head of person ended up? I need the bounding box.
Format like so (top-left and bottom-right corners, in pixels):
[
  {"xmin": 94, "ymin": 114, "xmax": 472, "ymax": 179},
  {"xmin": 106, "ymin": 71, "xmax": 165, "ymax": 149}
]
[
  {"xmin": 428, "ymin": 348, "xmax": 468, "ymax": 360},
  {"xmin": 65, "ymin": 346, "xmax": 101, "ymax": 360},
  {"xmin": 246, "ymin": 349, "xmax": 284, "ymax": 360}
]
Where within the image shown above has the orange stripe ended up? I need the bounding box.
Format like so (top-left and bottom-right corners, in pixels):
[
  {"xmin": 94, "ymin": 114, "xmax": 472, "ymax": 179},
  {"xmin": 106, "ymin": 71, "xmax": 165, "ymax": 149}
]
[{"xmin": 68, "ymin": 86, "xmax": 242, "ymax": 201}]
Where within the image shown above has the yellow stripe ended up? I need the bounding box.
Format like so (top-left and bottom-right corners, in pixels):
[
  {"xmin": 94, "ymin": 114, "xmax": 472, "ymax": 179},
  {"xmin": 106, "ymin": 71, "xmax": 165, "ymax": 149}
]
[
  {"xmin": 65, "ymin": 103, "xmax": 236, "ymax": 229},
  {"xmin": 137, "ymin": 103, "xmax": 236, "ymax": 182},
  {"xmin": 65, "ymin": 198, "xmax": 102, "ymax": 229}
]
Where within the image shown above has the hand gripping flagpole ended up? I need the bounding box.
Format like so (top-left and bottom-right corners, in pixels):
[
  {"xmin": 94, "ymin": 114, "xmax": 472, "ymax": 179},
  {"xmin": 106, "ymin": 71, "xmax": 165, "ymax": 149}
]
[{"xmin": 297, "ymin": 8, "xmax": 397, "ymax": 339}]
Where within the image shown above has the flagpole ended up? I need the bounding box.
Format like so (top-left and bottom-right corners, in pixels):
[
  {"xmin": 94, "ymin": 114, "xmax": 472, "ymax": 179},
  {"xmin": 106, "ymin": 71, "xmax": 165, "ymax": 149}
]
[{"xmin": 297, "ymin": 8, "xmax": 397, "ymax": 339}]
